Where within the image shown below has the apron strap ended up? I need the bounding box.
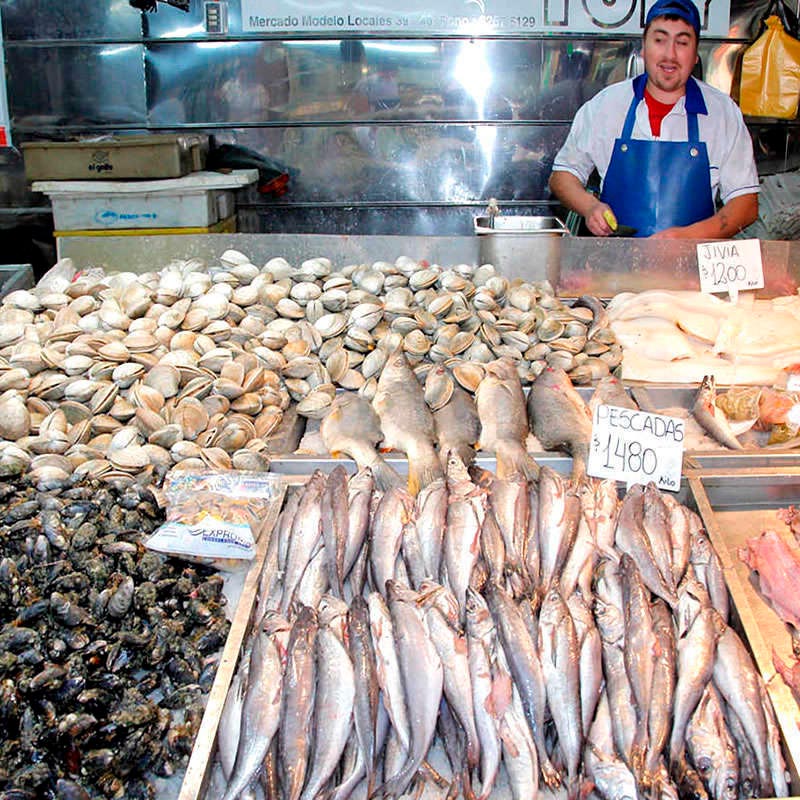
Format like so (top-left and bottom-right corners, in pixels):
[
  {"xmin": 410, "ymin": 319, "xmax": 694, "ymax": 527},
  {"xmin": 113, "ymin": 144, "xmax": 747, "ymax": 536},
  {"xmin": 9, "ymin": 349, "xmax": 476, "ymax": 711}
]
[{"xmin": 621, "ymin": 73, "xmax": 702, "ymax": 142}]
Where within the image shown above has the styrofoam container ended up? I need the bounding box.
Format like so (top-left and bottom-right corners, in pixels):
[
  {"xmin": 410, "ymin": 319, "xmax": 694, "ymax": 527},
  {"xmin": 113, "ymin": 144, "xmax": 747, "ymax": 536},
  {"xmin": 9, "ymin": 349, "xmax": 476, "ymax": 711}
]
[
  {"xmin": 33, "ymin": 169, "xmax": 258, "ymax": 231},
  {"xmin": 47, "ymin": 188, "xmax": 234, "ymax": 230}
]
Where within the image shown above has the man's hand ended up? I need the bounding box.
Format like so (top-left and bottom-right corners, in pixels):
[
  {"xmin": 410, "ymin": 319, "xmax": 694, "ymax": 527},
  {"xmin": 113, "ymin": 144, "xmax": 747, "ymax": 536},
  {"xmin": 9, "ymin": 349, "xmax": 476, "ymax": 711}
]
[{"xmin": 585, "ymin": 200, "xmax": 617, "ymax": 237}]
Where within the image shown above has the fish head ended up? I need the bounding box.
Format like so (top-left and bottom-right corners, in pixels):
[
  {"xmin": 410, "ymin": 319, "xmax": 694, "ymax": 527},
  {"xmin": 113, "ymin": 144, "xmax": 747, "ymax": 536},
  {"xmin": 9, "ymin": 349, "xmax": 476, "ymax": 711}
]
[{"xmin": 711, "ymin": 757, "xmax": 739, "ymax": 800}]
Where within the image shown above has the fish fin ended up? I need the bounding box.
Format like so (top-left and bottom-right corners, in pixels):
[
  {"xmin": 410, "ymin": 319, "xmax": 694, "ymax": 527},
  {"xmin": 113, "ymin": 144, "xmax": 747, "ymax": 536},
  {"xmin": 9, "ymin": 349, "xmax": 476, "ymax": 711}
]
[
  {"xmin": 494, "ymin": 439, "xmax": 539, "ymax": 481},
  {"xmin": 369, "ymin": 458, "xmax": 404, "ymax": 492}
]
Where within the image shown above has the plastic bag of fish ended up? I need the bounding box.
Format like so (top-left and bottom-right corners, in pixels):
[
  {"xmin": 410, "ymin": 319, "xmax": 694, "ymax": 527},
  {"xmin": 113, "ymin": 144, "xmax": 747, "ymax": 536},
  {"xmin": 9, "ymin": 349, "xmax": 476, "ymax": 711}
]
[{"xmin": 146, "ymin": 469, "xmax": 284, "ymax": 567}]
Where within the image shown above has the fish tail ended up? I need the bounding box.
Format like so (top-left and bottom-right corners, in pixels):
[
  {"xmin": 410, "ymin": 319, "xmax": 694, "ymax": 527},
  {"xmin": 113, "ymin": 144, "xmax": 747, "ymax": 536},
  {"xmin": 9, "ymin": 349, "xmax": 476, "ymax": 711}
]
[
  {"xmin": 407, "ymin": 446, "xmax": 445, "ymax": 496},
  {"xmin": 494, "ymin": 439, "xmax": 539, "ymax": 481},
  {"xmin": 369, "ymin": 457, "xmax": 404, "ymax": 492}
]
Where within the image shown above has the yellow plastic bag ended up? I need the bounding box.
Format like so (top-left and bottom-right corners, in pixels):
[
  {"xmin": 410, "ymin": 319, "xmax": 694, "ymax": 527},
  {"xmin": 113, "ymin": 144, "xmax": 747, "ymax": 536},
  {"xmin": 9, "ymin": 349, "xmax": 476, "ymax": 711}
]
[{"xmin": 740, "ymin": 15, "xmax": 800, "ymax": 118}]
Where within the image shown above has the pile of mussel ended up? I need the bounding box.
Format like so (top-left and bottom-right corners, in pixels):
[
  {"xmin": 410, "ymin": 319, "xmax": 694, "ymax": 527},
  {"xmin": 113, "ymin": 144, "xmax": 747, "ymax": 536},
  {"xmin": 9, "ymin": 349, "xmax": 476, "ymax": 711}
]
[{"xmin": 0, "ymin": 476, "xmax": 230, "ymax": 799}]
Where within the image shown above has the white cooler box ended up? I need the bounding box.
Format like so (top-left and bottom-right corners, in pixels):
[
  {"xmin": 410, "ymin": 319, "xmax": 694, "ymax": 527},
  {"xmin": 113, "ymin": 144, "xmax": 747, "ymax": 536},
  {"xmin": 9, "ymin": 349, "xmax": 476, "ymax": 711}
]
[{"xmin": 33, "ymin": 169, "xmax": 258, "ymax": 231}]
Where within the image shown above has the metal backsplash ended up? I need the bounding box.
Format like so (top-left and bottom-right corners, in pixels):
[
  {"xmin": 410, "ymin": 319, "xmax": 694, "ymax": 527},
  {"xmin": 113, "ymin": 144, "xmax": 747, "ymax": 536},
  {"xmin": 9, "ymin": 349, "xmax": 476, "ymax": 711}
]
[{"xmin": 2, "ymin": 0, "xmax": 799, "ymax": 240}]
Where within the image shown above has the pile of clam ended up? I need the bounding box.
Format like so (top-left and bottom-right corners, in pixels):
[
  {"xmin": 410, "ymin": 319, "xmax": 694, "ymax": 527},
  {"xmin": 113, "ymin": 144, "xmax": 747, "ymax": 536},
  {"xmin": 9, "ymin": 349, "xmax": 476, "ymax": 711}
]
[{"xmin": 0, "ymin": 251, "xmax": 620, "ymax": 489}]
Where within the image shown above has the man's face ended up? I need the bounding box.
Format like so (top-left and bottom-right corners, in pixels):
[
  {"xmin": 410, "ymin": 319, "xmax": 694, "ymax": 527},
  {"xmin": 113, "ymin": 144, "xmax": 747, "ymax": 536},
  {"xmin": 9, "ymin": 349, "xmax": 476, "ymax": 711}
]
[{"xmin": 643, "ymin": 17, "xmax": 699, "ymax": 101}]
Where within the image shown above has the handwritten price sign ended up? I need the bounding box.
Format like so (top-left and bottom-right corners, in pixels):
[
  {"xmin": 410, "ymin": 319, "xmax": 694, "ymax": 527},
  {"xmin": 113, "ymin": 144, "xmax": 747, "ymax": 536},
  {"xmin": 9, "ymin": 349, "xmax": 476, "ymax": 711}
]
[
  {"xmin": 587, "ymin": 405, "xmax": 685, "ymax": 491},
  {"xmin": 697, "ymin": 239, "xmax": 764, "ymax": 298}
]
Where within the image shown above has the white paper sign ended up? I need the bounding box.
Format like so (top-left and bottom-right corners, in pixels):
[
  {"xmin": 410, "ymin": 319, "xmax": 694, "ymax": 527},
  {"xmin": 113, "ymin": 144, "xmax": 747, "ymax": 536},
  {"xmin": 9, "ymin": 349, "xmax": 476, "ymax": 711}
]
[
  {"xmin": 587, "ymin": 404, "xmax": 684, "ymax": 492},
  {"xmin": 697, "ymin": 239, "xmax": 764, "ymax": 297}
]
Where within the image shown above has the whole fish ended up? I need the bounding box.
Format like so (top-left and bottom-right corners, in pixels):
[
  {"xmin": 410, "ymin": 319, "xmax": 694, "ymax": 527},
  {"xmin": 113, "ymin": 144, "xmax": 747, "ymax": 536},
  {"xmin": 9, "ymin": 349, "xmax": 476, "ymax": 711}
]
[
  {"xmin": 485, "ymin": 580, "xmax": 559, "ymax": 787},
  {"xmin": 567, "ymin": 591, "xmax": 603, "ymax": 737},
  {"xmin": 690, "ymin": 532, "xmax": 729, "ymax": 623},
  {"xmin": 692, "ymin": 376, "xmax": 743, "ymax": 450},
  {"xmin": 299, "ymin": 626, "xmax": 356, "ymax": 800},
  {"xmin": 344, "ymin": 469, "xmax": 374, "ymax": 578},
  {"xmin": 465, "ymin": 589, "xmax": 503, "ymax": 800},
  {"xmin": 384, "ymin": 581, "xmax": 444, "ymax": 797},
  {"xmin": 538, "ymin": 588, "xmax": 583, "ymax": 798},
  {"xmin": 615, "ymin": 485, "xmax": 678, "ymax": 608},
  {"xmin": 711, "ymin": 623, "xmax": 773, "ymax": 796},
  {"xmin": 367, "ymin": 592, "xmax": 411, "ymax": 754},
  {"xmin": 476, "ymin": 357, "xmax": 537, "ymax": 480},
  {"xmin": 370, "ymin": 487, "xmax": 414, "ymax": 598},
  {"xmin": 527, "ymin": 366, "xmax": 593, "ymax": 480},
  {"xmin": 595, "ymin": 596, "xmax": 637, "ymax": 768},
  {"xmin": 414, "ymin": 478, "xmax": 448, "ymax": 581},
  {"xmin": 444, "ymin": 453, "xmax": 485, "ymax": 619},
  {"xmin": 278, "ymin": 606, "xmax": 318, "ymax": 800},
  {"xmin": 646, "ymin": 600, "xmax": 676, "ymax": 781},
  {"xmin": 642, "ymin": 482, "xmax": 678, "ymax": 600},
  {"xmin": 538, "ymin": 466, "xmax": 581, "ymax": 592},
  {"xmin": 425, "ymin": 605, "xmax": 481, "ymax": 770},
  {"xmin": 217, "ymin": 642, "xmax": 251, "ymax": 781},
  {"xmin": 670, "ymin": 606, "xmax": 723, "ymax": 768},
  {"xmin": 274, "ymin": 488, "xmax": 302, "ymax": 585},
  {"xmin": 321, "ymin": 392, "xmax": 403, "ymax": 490},
  {"xmin": 372, "ymin": 345, "xmax": 444, "ymax": 495},
  {"xmin": 347, "ymin": 596, "xmax": 380, "ymax": 797},
  {"xmin": 620, "ymin": 553, "xmax": 657, "ymax": 779},
  {"xmin": 281, "ymin": 471, "xmax": 325, "ymax": 614},
  {"xmin": 320, "ymin": 465, "xmax": 349, "ymax": 598},
  {"xmin": 434, "ymin": 379, "xmax": 481, "ymax": 468},
  {"xmin": 686, "ymin": 683, "xmax": 739, "ymax": 800},
  {"xmin": 662, "ymin": 494, "xmax": 691, "ymax": 587}
]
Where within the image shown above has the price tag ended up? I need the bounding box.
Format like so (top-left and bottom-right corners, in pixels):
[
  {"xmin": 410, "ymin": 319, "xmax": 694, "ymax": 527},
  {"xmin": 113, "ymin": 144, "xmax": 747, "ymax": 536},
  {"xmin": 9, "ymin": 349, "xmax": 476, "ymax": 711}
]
[
  {"xmin": 587, "ymin": 404, "xmax": 685, "ymax": 492},
  {"xmin": 697, "ymin": 239, "xmax": 764, "ymax": 302}
]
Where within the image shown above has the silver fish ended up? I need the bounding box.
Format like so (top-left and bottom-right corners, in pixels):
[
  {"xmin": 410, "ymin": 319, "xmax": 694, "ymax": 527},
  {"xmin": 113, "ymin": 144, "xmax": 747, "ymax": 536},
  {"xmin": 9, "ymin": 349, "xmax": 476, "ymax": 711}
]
[
  {"xmin": 299, "ymin": 626, "xmax": 356, "ymax": 800},
  {"xmin": 344, "ymin": 469, "xmax": 374, "ymax": 578},
  {"xmin": 724, "ymin": 705, "xmax": 758, "ymax": 800},
  {"xmin": 476, "ymin": 357, "xmax": 537, "ymax": 480},
  {"xmin": 370, "ymin": 487, "xmax": 414, "ymax": 598},
  {"xmin": 500, "ymin": 685, "xmax": 541, "ymax": 800},
  {"xmin": 373, "ymin": 345, "xmax": 443, "ymax": 495},
  {"xmin": 538, "ymin": 588, "xmax": 583, "ymax": 798},
  {"xmin": 444, "ymin": 453, "xmax": 485, "ymax": 619},
  {"xmin": 414, "ymin": 478, "xmax": 448, "ymax": 581},
  {"xmin": 384, "ymin": 581, "xmax": 444, "ymax": 797},
  {"xmin": 712, "ymin": 623, "xmax": 773, "ymax": 796},
  {"xmin": 479, "ymin": 504, "xmax": 506, "ymax": 586},
  {"xmin": 676, "ymin": 571, "xmax": 712, "ymax": 638},
  {"xmin": 527, "ymin": 365, "xmax": 593, "ymax": 480},
  {"xmin": 686, "ymin": 683, "xmax": 738, "ymax": 800},
  {"xmin": 642, "ymin": 482, "xmax": 678, "ymax": 599},
  {"xmin": 690, "ymin": 532, "xmax": 729, "ymax": 623},
  {"xmin": 538, "ymin": 466, "xmax": 580, "ymax": 592},
  {"xmin": 347, "ymin": 595, "xmax": 380, "ymax": 797},
  {"xmin": 561, "ymin": 506, "xmax": 596, "ymax": 600},
  {"xmin": 217, "ymin": 642, "xmax": 251, "ymax": 781},
  {"xmin": 692, "ymin": 376, "xmax": 743, "ymax": 450},
  {"xmin": 367, "ymin": 592, "xmax": 411, "ymax": 754},
  {"xmin": 524, "ymin": 481, "xmax": 541, "ymax": 591},
  {"xmin": 662, "ymin": 494, "xmax": 691, "ymax": 587},
  {"xmin": 296, "ymin": 542, "xmax": 328, "ymax": 610},
  {"xmin": 757, "ymin": 676, "xmax": 789, "ymax": 798},
  {"xmin": 281, "ymin": 471, "xmax": 325, "ymax": 614},
  {"xmin": 222, "ymin": 631, "xmax": 284, "ymax": 800},
  {"xmin": 485, "ymin": 580, "xmax": 559, "ymax": 787},
  {"xmin": 615, "ymin": 484, "xmax": 678, "ymax": 608},
  {"xmin": 274, "ymin": 488, "xmax": 302, "ymax": 586},
  {"xmin": 465, "ymin": 589, "xmax": 503, "ymax": 800},
  {"xmin": 620, "ymin": 553, "xmax": 656, "ymax": 779},
  {"xmin": 278, "ymin": 606, "xmax": 318, "ymax": 800},
  {"xmin": 670, "ymin": 606, "xmax": 724, "ymax": 768},
  {"xmin": 585, "ymin": 692, "xmax": 639, "ymax": 800},
  {"xmin": 567, "ymin": 591, "xmax": 603, "ymax": 737},
  {"xmin": 425, "ymin": 604, "xmax": 481, "ymax": 771},
  {"xmin": 646, "ymin": 599, "xmax": 676, "ymax": 781},
  {"xmin": 488, "ymin": 473, "xmax": 530, "ymax": 578},
  {"xmin": 317, "ymin": 594, "xmax": 349, "ymax": 644},
  {"xmin": 320, "ymin": 465, "xmax": 349, "ymax": 598},
  {"xmin": 321, "ymin": 392, "xmax": 403, "ymax": 491}
]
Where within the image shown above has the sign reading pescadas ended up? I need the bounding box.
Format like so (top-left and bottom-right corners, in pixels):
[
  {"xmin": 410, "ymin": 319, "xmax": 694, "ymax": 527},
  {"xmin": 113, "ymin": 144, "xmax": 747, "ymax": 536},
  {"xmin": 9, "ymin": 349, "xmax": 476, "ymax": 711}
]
[{"xmin": 241, "ymin": 0, "xmax": 729, "ymax": 35}]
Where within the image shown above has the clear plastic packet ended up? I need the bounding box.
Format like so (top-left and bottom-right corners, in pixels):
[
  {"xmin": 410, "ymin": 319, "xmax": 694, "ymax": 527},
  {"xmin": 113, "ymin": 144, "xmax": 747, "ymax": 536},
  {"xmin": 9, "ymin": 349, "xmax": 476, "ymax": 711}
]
[{"xmin": 145, "ymin": 469, "xmax": 283, "ymax": 567}]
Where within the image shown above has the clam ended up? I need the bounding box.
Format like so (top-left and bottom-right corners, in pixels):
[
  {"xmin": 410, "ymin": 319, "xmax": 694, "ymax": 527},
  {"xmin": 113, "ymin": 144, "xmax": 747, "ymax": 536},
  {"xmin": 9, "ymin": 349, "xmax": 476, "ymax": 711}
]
[{"xmin": 424, "ymin": 367, "xmax": 454, "ymax": 411}]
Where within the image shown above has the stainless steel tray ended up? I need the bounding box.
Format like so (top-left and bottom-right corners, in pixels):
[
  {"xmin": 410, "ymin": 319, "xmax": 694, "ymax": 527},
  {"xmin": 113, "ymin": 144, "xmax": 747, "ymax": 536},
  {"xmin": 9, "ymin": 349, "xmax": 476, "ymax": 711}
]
[{"xmin": 687, "ymin": 469, "xmax": 800, "ymax": 792}]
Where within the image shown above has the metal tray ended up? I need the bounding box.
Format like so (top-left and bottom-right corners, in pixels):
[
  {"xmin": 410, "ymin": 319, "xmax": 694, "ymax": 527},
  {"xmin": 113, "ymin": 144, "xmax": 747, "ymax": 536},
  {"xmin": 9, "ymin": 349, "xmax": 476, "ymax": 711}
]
[{"xmin": 687, "ymin": 469, "xmax": 800, "ymax": 792}]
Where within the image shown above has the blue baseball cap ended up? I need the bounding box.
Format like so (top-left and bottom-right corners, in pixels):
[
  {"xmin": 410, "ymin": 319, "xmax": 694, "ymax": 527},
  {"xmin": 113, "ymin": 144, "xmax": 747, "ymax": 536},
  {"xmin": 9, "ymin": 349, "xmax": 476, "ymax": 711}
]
[{"xmin": 645, "ymin": 0, "xmax": 701, "ymax": 36}]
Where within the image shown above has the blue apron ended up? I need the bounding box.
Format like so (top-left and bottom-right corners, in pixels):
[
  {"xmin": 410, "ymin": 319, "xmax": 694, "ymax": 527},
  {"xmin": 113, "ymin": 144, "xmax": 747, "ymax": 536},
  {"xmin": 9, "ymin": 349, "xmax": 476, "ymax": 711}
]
[{"xmin": 599, "ymin": 74, "xmax": 715, "ymax": 237}]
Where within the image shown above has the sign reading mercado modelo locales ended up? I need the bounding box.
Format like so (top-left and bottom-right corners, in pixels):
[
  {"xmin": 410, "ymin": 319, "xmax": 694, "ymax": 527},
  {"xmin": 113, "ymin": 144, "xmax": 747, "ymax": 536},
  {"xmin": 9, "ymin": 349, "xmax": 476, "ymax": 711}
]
[{"xmin": 241, "ymin": 0, "xmax": 729, "ymax": 35}]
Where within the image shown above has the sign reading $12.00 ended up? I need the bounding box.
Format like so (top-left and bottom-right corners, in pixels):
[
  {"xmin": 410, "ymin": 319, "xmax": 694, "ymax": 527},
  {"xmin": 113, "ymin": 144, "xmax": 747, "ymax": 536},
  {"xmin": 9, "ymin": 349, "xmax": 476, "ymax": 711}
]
[{"xmin": 587, "ymin": 404, "xmax": 685, "ymax": 492}]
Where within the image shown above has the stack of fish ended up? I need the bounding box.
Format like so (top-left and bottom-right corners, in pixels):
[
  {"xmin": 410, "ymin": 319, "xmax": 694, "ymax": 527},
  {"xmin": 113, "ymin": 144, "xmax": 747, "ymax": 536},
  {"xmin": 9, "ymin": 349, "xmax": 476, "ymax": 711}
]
[{"xmin": 209, "ymin": 462, "xmax": 789, "ymax": 800}]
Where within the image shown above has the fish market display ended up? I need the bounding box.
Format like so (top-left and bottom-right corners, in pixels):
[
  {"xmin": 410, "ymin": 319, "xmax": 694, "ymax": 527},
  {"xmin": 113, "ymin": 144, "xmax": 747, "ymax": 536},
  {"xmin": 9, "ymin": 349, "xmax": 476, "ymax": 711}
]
[
  {"xmin": 0, "ymin": 253, "xmax": 619, "ymax": 490},
  {"xmin": 208, "ymin": 465, "xmax": 789, "ymax": 800},
  {"xmin": 0, "ymin": 476, "xmax": 230, "ymax": 798},
  {"xmin": 608, "ymin": 290, "xmax": 800, "ymax": 385}
]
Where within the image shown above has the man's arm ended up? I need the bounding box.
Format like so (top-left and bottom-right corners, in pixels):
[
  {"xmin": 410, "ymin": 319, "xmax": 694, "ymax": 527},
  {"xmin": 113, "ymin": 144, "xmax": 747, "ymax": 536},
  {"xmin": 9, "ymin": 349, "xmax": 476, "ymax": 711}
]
[
  {"xmin": 650, "ymin": 193, "xmax": 758, "ymax": 239},
  {"xmin": 549, "ymin": 170, "xmax": 616, "ymax": 236}
]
